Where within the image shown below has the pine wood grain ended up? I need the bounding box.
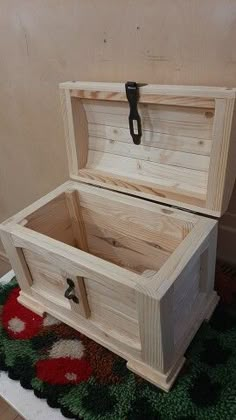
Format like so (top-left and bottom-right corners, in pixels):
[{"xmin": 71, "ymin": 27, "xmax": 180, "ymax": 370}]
[
  {"xmin": 0, "ymin": 179, "xmax": 220, "ymax": 391},
  {"xmin": 60, "ymin": 82, "xmax": 236, "ymax": 216},
  {"xmin": 88, "ymin": 123, "xmax": 212, "ymax": 155}
]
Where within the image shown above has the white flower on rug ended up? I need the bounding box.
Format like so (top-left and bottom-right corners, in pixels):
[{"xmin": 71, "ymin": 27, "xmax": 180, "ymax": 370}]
[
  {"xmin": 65, "ymin": 372, "xmax": 78, "ymax": 381},
  {"xmin": 49, "ymin": 339, "xmax": 85, "ymax": 359},
  {"xmin": 8, "ymin": 317, "xmax": 26, "ymax": 333}
]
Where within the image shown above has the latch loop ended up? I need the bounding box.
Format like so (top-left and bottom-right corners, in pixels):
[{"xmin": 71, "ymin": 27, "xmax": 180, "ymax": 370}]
[
  {"xmin": 125, "ymin": 81, "xmax": 142, "ymax": 145},
  {"xmin": 64, "ymin": 278, "xmax": 79, "ymax": 304}
]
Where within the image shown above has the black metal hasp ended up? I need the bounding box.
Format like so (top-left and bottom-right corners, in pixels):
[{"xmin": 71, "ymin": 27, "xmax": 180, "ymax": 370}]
[
  {"xmin": 64, "ymin": 278, "xmax": 79, "ymax": 304},
  {"xmin": 125, "ymin": 81, "xmax": 142, "ymax": 145}
]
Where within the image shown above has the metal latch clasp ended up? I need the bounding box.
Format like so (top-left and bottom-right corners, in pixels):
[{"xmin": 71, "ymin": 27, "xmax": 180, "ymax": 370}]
[
  {"xmin": 125, "ymin": 81, "xmax": 142, "ymax": 145},
  {"xmin": 64, "ymin": 278, "xmax": 79, "ymax": 304}
]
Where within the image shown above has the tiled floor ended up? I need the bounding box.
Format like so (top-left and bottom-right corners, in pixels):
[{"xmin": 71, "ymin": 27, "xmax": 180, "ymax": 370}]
[{"xmin": 0, "ymin": 396, "xmax": 24, "ymax": 420}]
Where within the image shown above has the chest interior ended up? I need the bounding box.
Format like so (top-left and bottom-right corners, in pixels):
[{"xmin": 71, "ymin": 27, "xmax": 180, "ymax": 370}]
[
  {"xmin": 21, "ymin": 182, "xmax": 198, "ymax": 276},
  {"xmin": 73, "ymin": 98, "xmax": 212, "ymax": 210}
]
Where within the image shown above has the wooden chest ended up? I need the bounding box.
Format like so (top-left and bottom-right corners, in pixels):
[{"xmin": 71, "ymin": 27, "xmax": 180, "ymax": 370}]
[{"xmin": 1, "ymin": 82, "xmax": 236, "ymax": 391}]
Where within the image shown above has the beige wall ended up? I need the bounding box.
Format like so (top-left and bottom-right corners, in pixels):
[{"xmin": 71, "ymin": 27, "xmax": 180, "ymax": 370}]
[{"xmin": 1, "ymin": 0, "xmax": 236, "ymax": 262}]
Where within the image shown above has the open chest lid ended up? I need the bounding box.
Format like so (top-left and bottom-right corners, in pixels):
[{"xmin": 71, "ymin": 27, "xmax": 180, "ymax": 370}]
[{"xmin": 59, "ymin": 81, "xmax": 236, "ymax": 217}]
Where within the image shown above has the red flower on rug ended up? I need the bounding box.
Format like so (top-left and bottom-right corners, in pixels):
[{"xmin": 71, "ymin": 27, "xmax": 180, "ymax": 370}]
[
  {"xmin": 36, "ymin": 338, "xmax": 93, "ymax": 384},
  {"xmin": 36, "ymin": 357, "xmax": 92, "ymax": 385},
  {"xmin": 2, "ymin": 287, "xmax": 43, "ymax": 339}
]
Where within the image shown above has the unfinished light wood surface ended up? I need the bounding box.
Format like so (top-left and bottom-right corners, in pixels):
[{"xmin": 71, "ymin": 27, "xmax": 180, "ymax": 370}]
[
  {"xmin": 0, "ymin": 180, "xmax": 219, "ymax": 391},
  {"xmin": 1, "ymin": 81, "xmax": 234, "ymax": 392},
  {"xmin": 0, "ymin": 230, "xmax": 33, "ymax": 294},
  {"xmin": 60, "ymin": 81, "xmax": 236, "ymax": 217},
  {"xmin": 65, "ymin": 190, "xmax": 89, "ymax": 251}
]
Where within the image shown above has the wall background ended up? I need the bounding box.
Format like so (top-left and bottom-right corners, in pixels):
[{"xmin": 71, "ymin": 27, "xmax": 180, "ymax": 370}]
[{"xmin": 0, "ymin": 0, "xmax": 236, "ymax": 263}]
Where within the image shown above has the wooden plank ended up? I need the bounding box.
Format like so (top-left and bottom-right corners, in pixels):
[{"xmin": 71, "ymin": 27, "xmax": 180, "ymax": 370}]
[
  {"xmin": 60, "ymin": 89, "xmax": 79, "ymax": 175},
  {"xmin": 70, "ymin": 89, "xmax": 215, "ymax": 108},
  {"xmin": 0, "ymin": 229, "xmax": 33, "ymax": 293},
  {"xmin": 173, "ymin": 260, "xmax": 200, "ymax": 312},
  {"xmin": 76, "ymin": 169, "xmax": 207, "ymax": 209},
  {"xmin": 141, "ymin": 218, "xmax": 217, "ymax": 297},
  {"xmin": 174, "ymin": 291, "xmax": 219, "ymax": 356},
  {"xmin": 81, "ymin": 206, "xmax": 185, "ymax": 253},
  {"xmin": 76, "ymin": 180, "xmax": 198, "ymax": 223},
  {"xmin": 206, "ymin": 99, "xmax": 228, "ymax": 210},
  {"xmin": 26, "ymin": 193, "xmax": 75, "ymax": 247},
  {"xmin": 85, "ymin": 110, "xmax": 213, "ymax": 140},
  {"xmin": 84, "ymin": 276, "xmax": 136, "ymax": 305},
  {"xmin": 65, "ymin": 190, "xmax": 89, "ymax": 251},
  {"xmin": 199, "ymin": 224, "xmax": 218, "ymax": 294},
  {"xmin": 10, "ymin": 224, "xmax": 140, "ymax": 291},
  {"xmin": 136, "ymin": 284, "xmax": 175, "ymax": 373},
  {"xmin": 1, "ymin": 182, "xmax": 72, "ymax": 226},
  {"xmin": 23, "ymin": 248, "xmax": 90, "ymax": 319},
  {"xmin": 88, "ymin": 137, "xmax": 210, "ymax": 171},
  {"xmin": 71, "ymin": 97, "xmax": 88, "ymax": 169},
  {"xmin": 60, "ymin": 82, "xmax": 235, "ymax": 100},
  {"xmin": 24, "ymin": 248, "xmax": 71, "ymax": 309},
  {"xmin": 85, "ymin": 274, "xmax": 138, "ymax": 338},
  {"xmin": 88, "ymin": 123, "xmax": 212, "ymax": 156},
  {"xmin": 84, "ymin": 221, "xmax": 170, "ymax": 273},
  {"xmin": 88, "ymin": 303, "xmax": 140, "ymax": 341},
  {"xmin": 206, "ymin": 98, "xmax": 236, "ymax": 212},
  {"xmin": 75, "ymin": 171, "xmax": 222, "ymax": 216},
  {"xmin": 173, "ymin": 266, "xmax": 201, "ymax": 345},
  {"xmin": 83, "ymin": 99, "xmax": 214, "ymax": 122},
  {"xmin": 221, "ymin": 100, "xmax": 236, "ymax": 213},
  {"xmin": 175, "ymin": 264, "xmax": 200, "ymax": 302},
  {"xmin": 86, "ymin": 151, "xmax": 208, "ymax": 194},
  {"xmin": 85, "ymin": 282, "xmax": 137, "ymax": 319}
]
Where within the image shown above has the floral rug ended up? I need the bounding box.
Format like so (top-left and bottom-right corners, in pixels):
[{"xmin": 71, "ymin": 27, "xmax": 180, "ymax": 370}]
[{"xmin": 0, "ymin": 263, "xmax": 236, "ymax": 420}]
